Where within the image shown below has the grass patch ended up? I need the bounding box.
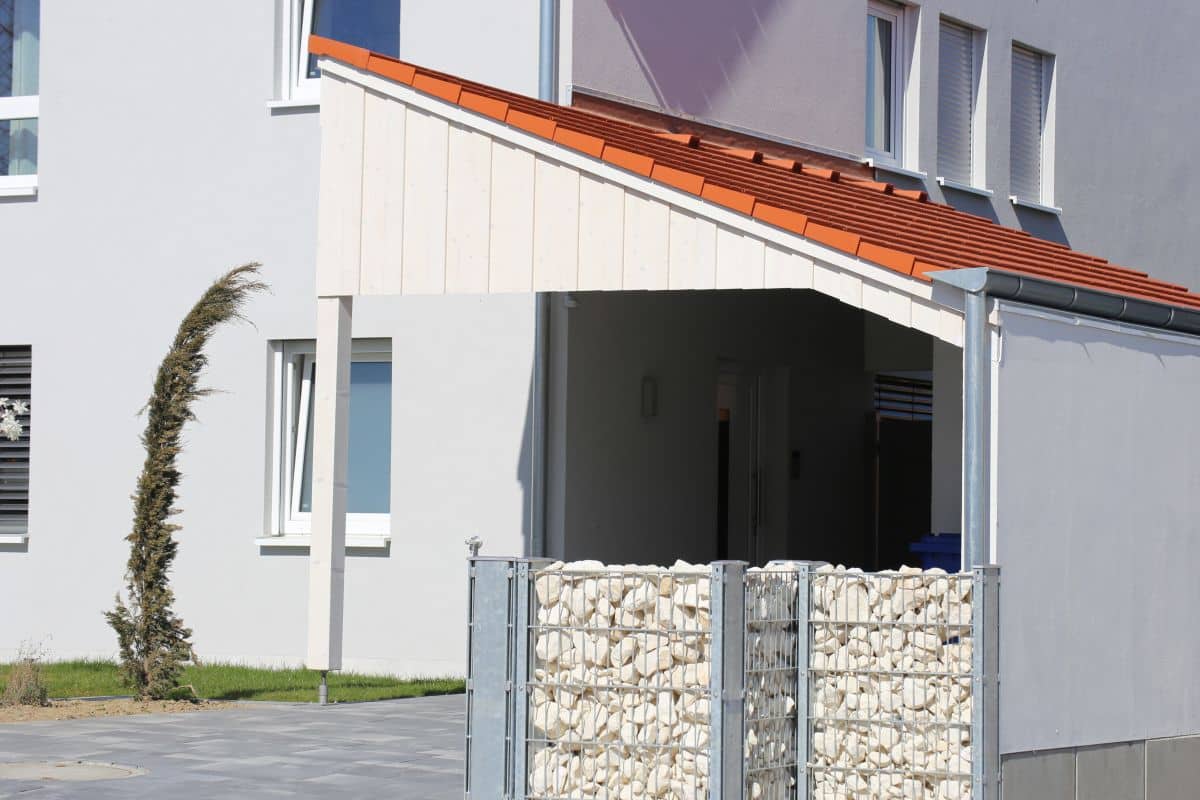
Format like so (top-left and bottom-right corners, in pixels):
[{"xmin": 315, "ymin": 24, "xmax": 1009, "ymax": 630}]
[{"xmin": 0, "ymin": 660, "xmax": 464, "ymax": 703}]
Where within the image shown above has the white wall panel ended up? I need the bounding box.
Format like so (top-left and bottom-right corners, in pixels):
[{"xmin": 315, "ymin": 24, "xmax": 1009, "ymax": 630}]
[
  {"xmin": 488, "ymin": 141, "xmax": 536, "ymax": 292},
  {"xmin": 763, "ymin": 244, "xmax": 814, "ymax": 289},
  {"xmin": 577, "ymin": 175, "xmax": 625, "ymax": 290},
  {"xmin": 621, "ymin": 192, "xmax": 670, "ymax": 290},
  {"xmin": 715, "ymin": 226, "xmax": 765, "ymax": 289},
  {"xmin": 401, "ymin": 107, "xmax": 449, "ymax": 294},
  {"xmin": 445, "ymin": 124, "xmax": 493, "ymax": 294},
  {"xmin": 533, "ymin": 157, "xmax": 580, "ymax": 291},
  {"xmin": 667, "ymin": 209, "xmax": 717, "ymax": 290},
  {"xmin": 315, "ymin": 77, "xmax": 366, "ymax": 296},
  {"xmin": 359, "ymin": 91, "xmax": 406, "ymax": 296}
]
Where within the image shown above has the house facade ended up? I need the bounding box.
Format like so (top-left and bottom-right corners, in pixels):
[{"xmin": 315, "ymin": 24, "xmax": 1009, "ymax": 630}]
[{"xmin": 4, "ymin": 3, "xmax": 1200, "ymax": 795}]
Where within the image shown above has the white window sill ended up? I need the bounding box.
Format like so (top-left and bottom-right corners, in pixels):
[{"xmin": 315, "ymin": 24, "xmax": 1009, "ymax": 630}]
[
  {"xmin": 0, "ymin": 533, "xmax": 29, "ymax": 545},
  {"xmin": 267, "ymin": 97, "xmax": 320, "ymax": 112},
  {"xmin": 256, "ymin": 534, "xmax": 390, "ymax": 550},
  {"xmin": 937, "ymin": 177, "xmax": 993, "ymax": 198},
  {"xmin": 1009, "ymin": 195, "xmax": 1063, "ymax": 216},
  {"xmin": 0, "ymin": 181, "xmax": 37, "ymax": 199},
  {"xmin": 864, "ymin": 158, "xmax": 928, "ymax": 181}
]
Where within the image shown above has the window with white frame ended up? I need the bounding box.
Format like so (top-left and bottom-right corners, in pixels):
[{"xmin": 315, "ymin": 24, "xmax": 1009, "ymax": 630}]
[
  {"xmin": 865, "ymin": 0, "xmax": 906, "ymax": 164},
  {"xmin": 0, "ymin": 0, "xmax": 39, "ymax": 194},
  {"xmin": 281, "ymin": 0, "xmax": 401, "ymax": 103},
  {"xmin": 1010, "ymin": 44, "xmax": 1055, "ymax": 206},
  {"xmin": 937, "ymin": 18, "xmax": 986, "ymax": 189},
  {"xmin": 0, "ymin": 346, "xmax": 31, "ymax": 537},
  {"xmin": 272, "ymin": 339, "xmax": 392, "ymax": 536}
]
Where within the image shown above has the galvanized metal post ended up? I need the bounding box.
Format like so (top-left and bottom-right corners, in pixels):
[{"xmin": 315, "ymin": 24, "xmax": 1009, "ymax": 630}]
[
  {"xmin": 795, "ymin": 563, "xmax": 812, "ymax": 800},
  {"xmin": 972, "ymin": 566, "xmax": 1001, "ymax": 800},
  {"xmin": 710, "ymin": 561, "xmax": 747, "ymax": 800},
  {"xmin": 963, "ymin": 289, "xmax": 988, "ymax": 570},
  {"xmin": 465, "ymin": 557, "xmax": 515, "ymax": 799},
  {"xmin": 510, "ymin": 560, "xmax": 534, "ymax": 799}
]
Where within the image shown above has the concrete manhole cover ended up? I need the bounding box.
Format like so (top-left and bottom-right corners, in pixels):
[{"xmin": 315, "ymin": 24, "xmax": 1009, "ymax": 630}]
[{"xmin": 0, "ymin": 761, "xmax": 147, "ymax": 781}]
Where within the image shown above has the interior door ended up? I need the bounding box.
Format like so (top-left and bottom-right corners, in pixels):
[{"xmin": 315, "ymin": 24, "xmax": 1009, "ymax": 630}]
[{"xmin": 717, "ymin": 365, "xmax": 761, "ymax": 564}]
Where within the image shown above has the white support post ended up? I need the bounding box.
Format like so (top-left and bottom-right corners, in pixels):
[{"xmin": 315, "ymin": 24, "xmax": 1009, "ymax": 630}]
[{"xmin": 307, "ymin": 295, "xmax": 354, "ymax": 672}]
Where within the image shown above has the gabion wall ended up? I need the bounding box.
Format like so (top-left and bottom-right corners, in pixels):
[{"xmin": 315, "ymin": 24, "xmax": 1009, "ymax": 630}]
[
  {"xmin": 808, "ymin": 565, "xmax": 974, "ymax": 800},
  {"xmin": 527, "ymin": 560, "xmax": 714, "ymax": 800}
]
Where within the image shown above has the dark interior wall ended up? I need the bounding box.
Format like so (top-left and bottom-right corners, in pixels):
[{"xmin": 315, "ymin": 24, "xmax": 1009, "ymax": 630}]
[{"xmin": 557, "ymin": 289, "xmax": 933, "ymax": 567}]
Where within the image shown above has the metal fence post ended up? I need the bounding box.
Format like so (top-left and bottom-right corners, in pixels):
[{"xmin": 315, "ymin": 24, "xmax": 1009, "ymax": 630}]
[
  {"xmin": 972, "ymin": 565, "xmax": 1001, "ymax": 800},
  {"xmin": 510, "ymin": 560, "xmax": 534, "ymax": 800},
  {"xmin": 465, "ymin": 557, "xmax": 516, "ymax": 799},
  {"xmin": 710, "ymin": 561, "xmax": 746, "ymax": 800},
  {"xmin": 795, "ymin": 563, "xmax": 812, "ymax": 800}
]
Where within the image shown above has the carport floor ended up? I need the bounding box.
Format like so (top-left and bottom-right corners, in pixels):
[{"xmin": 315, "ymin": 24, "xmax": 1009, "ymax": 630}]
[{"xmin": 0, "ymin": 694, "xmax": 463, "ymax": 798}]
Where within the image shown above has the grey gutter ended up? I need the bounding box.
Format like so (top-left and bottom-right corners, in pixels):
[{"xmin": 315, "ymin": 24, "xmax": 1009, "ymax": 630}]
[{"xmin": 931, "ymin": 267, "xmax": 1200, "ymax": 570}]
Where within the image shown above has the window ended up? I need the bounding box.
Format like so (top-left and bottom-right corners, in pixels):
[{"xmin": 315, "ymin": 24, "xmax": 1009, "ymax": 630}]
[
  {"xmin": 866, "ymin": 1, "xmax": 904, "ymax": 163},
  {"xmin": 0, "ymin": 0, "xmax": 39, "ymax": 195},
  {"xmin": 281, "ymin": 0, "xmax": 401, "ymax": 104},
  {"xmin": 271, "ymin": 339, "xmax": 392, "ymax": 536},
  {"xmin": 1010, "ymin": 44, "xmax": 1055, "ymax": 206},
  {"xmin": 0, "ymin": 346, "xmax": 31, "ymax": 538},
  {"xmin": 937, "ymin": 19, "xmax": 986, "ymax": 189}
]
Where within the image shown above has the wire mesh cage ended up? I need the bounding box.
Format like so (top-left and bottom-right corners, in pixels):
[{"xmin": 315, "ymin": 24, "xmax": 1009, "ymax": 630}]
[
  {"xmin": 744, "ymin": 566, "xmax": 802, "ymax": 799},
  {"xmin": 807, "ymin": 566, "xmax": 975, "ymax": 800},
  {"xmin": 525, "ymin": 562, "xmax": 714, "ymax": 800}
]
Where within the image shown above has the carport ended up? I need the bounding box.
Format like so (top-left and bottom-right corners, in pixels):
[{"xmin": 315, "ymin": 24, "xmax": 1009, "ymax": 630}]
[{"xmin": 304, "ymin": 34, "xmax": 1200, "ymax": 772}]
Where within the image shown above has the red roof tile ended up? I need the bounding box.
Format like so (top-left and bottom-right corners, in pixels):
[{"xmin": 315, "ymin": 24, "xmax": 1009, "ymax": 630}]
[{"xmin": 309, "ymin": 35, "xmax": 1200, "ymax": 310}]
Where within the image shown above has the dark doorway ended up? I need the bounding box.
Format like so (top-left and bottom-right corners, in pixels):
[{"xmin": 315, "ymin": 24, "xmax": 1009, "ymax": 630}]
[{"xmin": 871, "ymin": 375, "xmax": 933, "ymax": 570}]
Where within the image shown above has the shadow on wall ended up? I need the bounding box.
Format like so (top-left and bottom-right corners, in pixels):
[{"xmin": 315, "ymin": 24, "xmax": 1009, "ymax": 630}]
[
  {"xmin": 939, "ymin": 186, "xmax": 1001, "ymax": 225},
  {"xmin": 604, "ymin": 0, "xmax": 788, "ymax": 118}
]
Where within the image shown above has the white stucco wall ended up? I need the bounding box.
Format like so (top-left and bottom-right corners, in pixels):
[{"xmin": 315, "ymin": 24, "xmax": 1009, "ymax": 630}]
[
  {"xmin": 993, "ymin": 304, "xmax": 1200, "ymax": 752},
  {"xmin": 0, "ymin": 2, "xmax": 540, "ymax": 676},
  {"xmin": 572, "ymin": 0, "xmax": 1200, "ymax": 290}
]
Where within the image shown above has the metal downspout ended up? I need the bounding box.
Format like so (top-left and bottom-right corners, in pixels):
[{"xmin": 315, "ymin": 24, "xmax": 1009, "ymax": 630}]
[
  {"xmin": 962, "ymin": 289, "xmax": 987, "ymax": 570},
  {"xmin": 530, "ymin": 1, "xmax": 558, "ymax": 557}
]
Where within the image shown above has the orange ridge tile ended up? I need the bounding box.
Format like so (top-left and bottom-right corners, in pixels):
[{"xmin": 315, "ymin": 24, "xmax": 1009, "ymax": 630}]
[
  {"xmin": 553, "ymin": 127, "xmax": 606, "ymax": 158},
  {"xmin": 459, "ymin": 91, "xmax": 509, "ymax": 122},
  {"xmin": 308, "ymin": 35, "xmax": 371, "ymax": 69},
  {"xmin": 845, "ymin": 178, "xmax": 894, "ymax": 194},
  {"xmin": 366, "ymin": 54, "xmax": 416, "ymax": 85},
  {"xmin": 506, "ymin": 108, "xmax": 557, "ymax": 139},
  {"xmin": 894, "ymin": 188, "xmax": 929, "ymax": 202},
  {"xmin": 912, "ymin": 262, "xmax": 947, "ymax": 281},
  {"xmin": 721, "ymin": 147, "xmax": 764, "ymax": 163},
  {"xmin": 763, "ymin": 157, "xmax": 805, "ymax": 173},
  {"xmin": 858, "ymin": 241, "xmax": 917, "ymax": 275},
  {"xmin": 701, "ymin": 183, "xmax": 757, "ymax": 216},
  {"xmin": 412, "ymin": 73, "xmax": 462, "ymax": 104},
  {"xmin": 751, "ymin": 203, "xmax": 809, "ymax": 235},
  {"xmin": 655, "ymin": 132, "xmax": 700, "ymax": 147},
  {"xmin": 651, "ymin": 164, "xmax": 705, "ymax": 195},
  {"xmin": 602, "ymin": 145, "xmax": 655, "ymax": 177},
  {"xmin": 804, "ymin": 222, "xmax": 861, "ymax": 255}
]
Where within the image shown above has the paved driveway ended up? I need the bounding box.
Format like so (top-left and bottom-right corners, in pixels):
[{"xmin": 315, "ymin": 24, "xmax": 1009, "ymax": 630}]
[{"xmin": 0, "ymin": 694, "xmax": 464, "ymax": 798}]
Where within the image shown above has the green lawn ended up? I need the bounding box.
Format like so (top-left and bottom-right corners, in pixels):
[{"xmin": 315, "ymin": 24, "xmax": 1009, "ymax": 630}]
[{"xmin": 0, "ymin": 660, "xmax": 464, "ymax": 703}]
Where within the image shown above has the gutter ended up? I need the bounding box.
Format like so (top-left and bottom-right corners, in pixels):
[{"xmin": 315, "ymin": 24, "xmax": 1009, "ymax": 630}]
[{"xmin": 931, "ymin": 267, "xmax": 1200, "ymax": 570}]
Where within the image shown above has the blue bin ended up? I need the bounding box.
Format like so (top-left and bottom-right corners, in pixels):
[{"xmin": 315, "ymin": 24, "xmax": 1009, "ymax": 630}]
[{"xmin": 907, "ymin": 533, "xmax": 962, "ymax": 572}]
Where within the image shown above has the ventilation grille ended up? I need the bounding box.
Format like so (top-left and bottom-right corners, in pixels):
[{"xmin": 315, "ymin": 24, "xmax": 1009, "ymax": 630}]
[
  {"xmin": 874, "ymin": 374, "xmax": 932, "ymax": 421},
  {"xmin": 0, "ymin": 345, "xmax": 31, "ymax": 534}
]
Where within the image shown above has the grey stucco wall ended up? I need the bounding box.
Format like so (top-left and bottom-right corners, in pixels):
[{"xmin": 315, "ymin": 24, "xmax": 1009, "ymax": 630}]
[
  {"xmin": 572, "ymin": 0, "xmax": 1200, "ymax": 290},
  {"xmin": 0, "ymin": 1, "xmax": 540, "ymax": 675},
  {"xmin": 993, "ymin": 304, "xmax": 1200, "ymax": 753}
]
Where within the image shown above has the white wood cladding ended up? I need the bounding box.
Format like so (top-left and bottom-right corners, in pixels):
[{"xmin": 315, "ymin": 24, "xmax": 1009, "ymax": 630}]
[{"xmin": 315, "ymin": 71, "xmax": 964, "ymax": 346}]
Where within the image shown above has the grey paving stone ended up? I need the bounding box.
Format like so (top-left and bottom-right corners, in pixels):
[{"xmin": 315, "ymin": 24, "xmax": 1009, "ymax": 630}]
[{"xmin": 0, "ymin": 694, "xmax": 464, "ymax": 798}]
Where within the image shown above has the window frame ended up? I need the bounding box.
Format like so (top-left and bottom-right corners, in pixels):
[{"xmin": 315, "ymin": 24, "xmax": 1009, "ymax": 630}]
[
  {"xmin": 865, "ymin": 0, "xmax": 907, "ymax": 166},
  {"xmin": 0, "ymin": 0, "xmax": 40, "ymax": 196},
  {"xmin": 935, "ymin": 17, "xmax": 989, "ymax": 192},
  {"xmin": 269, "ymin": 338, "xmax": 393, "ymax": 539},
  {"xmin": 1008, "ymin": 43, "xmax": 1057, "ymax": 209}
]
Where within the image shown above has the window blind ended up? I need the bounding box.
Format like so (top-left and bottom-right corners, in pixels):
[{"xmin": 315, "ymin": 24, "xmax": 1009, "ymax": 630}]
[
  {"xmin": 0, "ymin": 345, "xmax": 31, "ymax": 534},
  {"xmin": 1010, "ymin": 45, "xmax": 1045, "ymax": 200},
  {"xmin": 874, "ymin": 374, "xmax": 933, "ymax": 422},
  {"xmin": 937, "ymin": 20, "xmax": 975, "ymax": 184}
]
